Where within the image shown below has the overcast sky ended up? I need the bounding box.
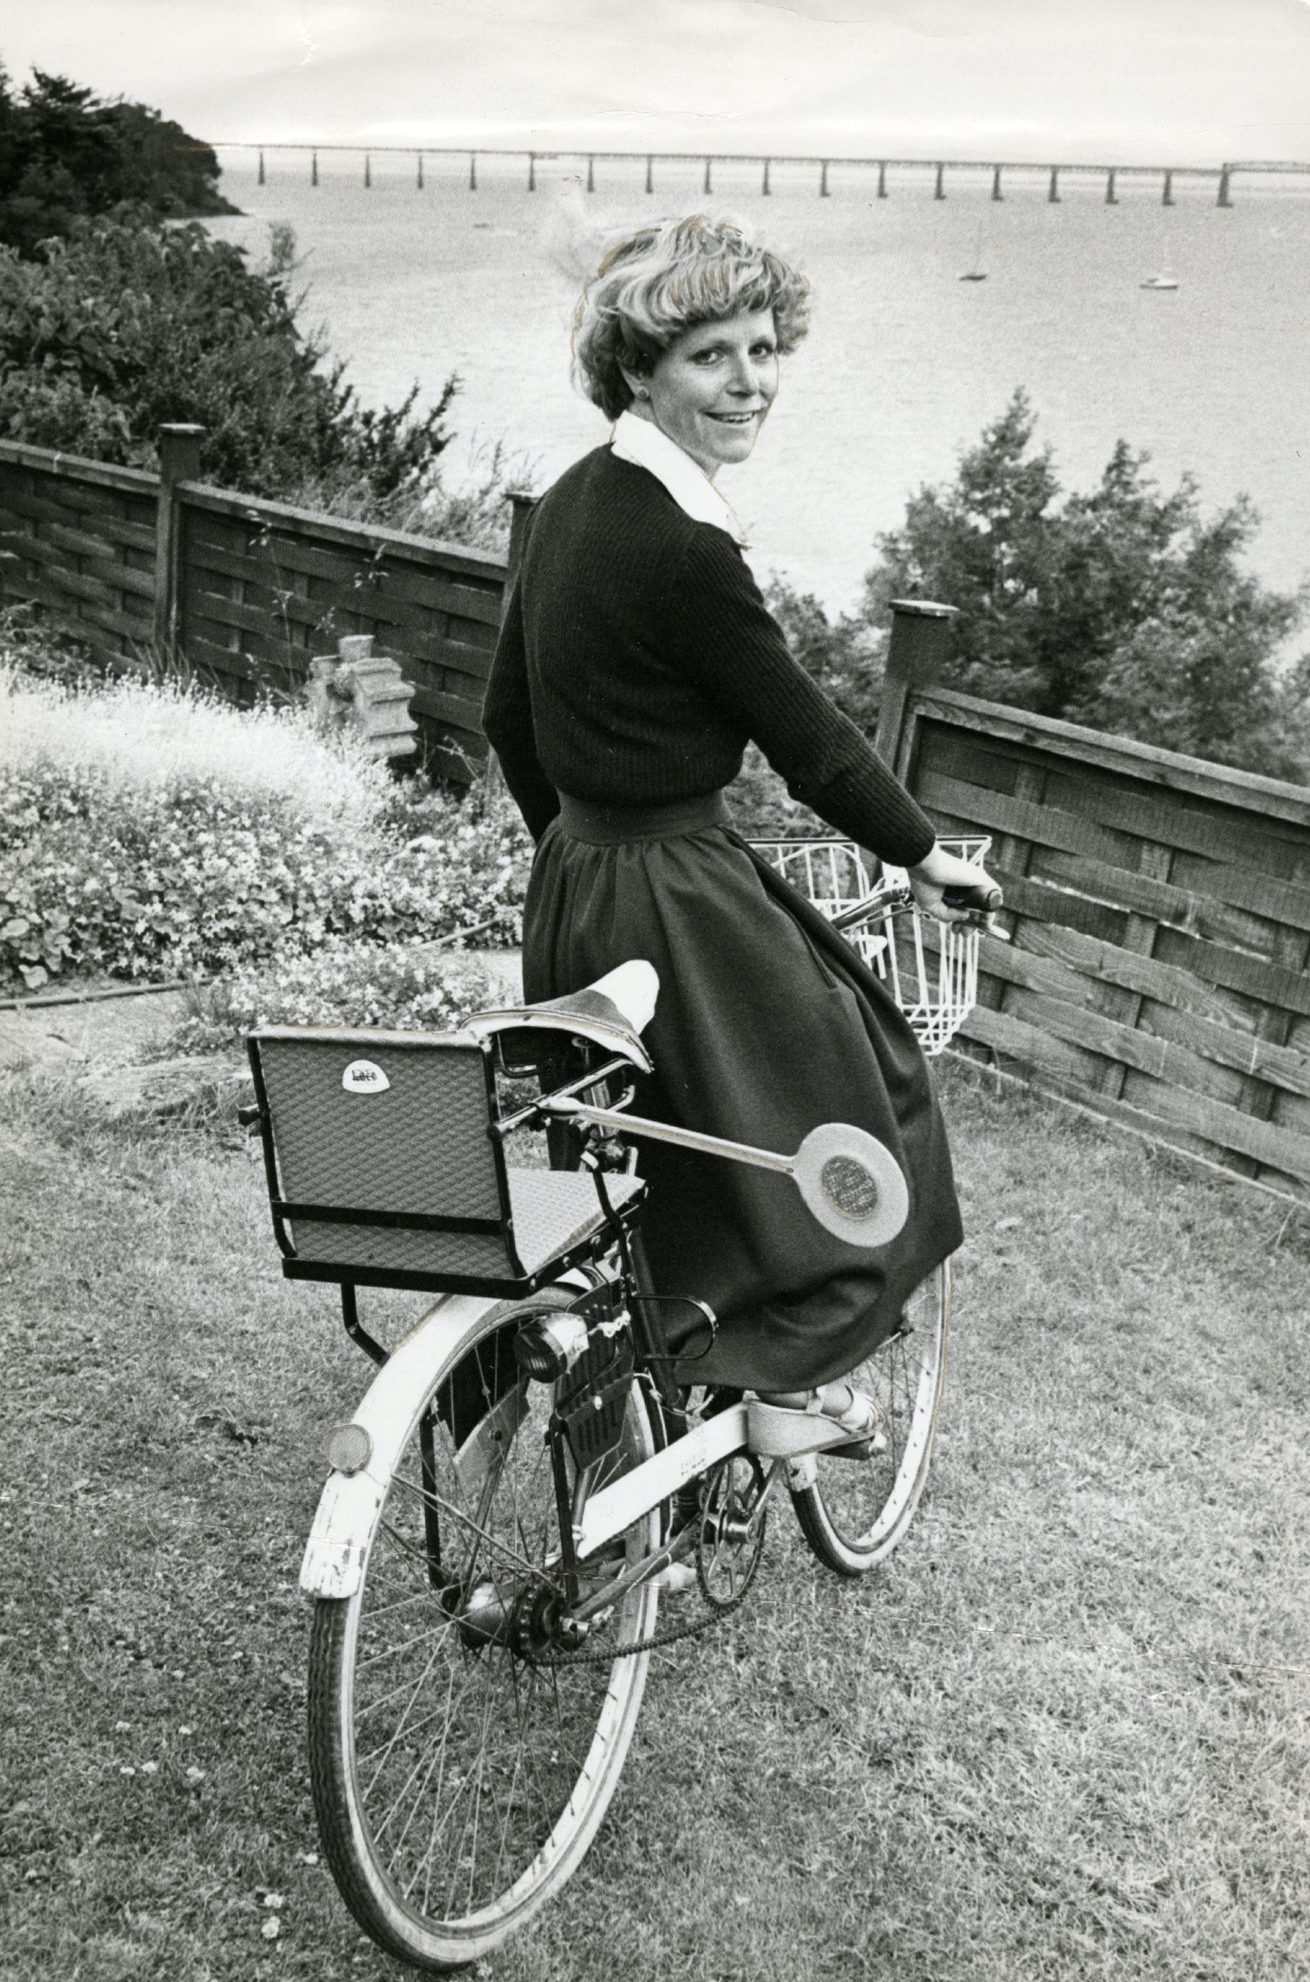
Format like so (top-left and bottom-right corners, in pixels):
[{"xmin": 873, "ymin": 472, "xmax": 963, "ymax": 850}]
[{"xmin": 7, "ymin": 1, "xmax": 1310, "ymax": 164}]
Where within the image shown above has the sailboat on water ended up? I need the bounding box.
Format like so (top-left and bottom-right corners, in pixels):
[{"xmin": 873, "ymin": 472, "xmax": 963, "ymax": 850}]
[
  {"xmin": 959, "ymin": 220, "xmax": 987, "ymax": 282},
  {"xmin": 1141, "ymin": 223, "xmax": 1179, "ymax": 289}
]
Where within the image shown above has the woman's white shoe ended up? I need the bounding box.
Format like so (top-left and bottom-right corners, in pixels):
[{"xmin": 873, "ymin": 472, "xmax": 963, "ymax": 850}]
[{"xmin": 745, "ymin": 1383, "xmax": 884, "ymax": 1459}]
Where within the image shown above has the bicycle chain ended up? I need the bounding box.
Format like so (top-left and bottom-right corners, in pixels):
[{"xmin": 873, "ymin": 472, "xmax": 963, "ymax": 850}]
[{"xmin": 530, "ymin": 1570, "xmax": 753, "ymax": 1666}]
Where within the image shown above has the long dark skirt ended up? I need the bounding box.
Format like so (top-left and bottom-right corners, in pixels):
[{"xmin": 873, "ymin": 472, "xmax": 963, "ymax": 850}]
[{"xmin": 521, "ymin": 794, "xmax": 964, "ymax": 1391}]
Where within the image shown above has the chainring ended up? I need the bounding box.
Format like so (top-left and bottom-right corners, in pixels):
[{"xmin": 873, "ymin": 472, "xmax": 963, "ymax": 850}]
[{"xmin": 695, "ymin": 1453, "xmax": 768, "ymax": 1610}]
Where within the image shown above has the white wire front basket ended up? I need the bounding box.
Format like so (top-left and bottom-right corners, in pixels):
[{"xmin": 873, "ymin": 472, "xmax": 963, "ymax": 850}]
[{"xmin": 751, "ymin": 835, "xmax": 993, "ymax": 1056}]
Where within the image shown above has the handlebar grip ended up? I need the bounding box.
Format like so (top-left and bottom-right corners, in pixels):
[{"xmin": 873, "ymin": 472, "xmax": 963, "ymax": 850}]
[{"xmin": 942, "ymin": 883, "xmax": 1004, "ymax": 914}]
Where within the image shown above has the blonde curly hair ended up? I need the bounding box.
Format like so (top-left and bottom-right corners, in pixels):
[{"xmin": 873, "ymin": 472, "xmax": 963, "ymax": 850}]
[{"xmin": 571, "ymin": 214, "xmax": 811, "ymax": 421}]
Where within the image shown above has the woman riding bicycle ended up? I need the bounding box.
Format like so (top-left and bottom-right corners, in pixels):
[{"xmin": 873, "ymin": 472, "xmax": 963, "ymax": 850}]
[{"xmin": 483, "ymin": 214, "xmax": 997, "ymax": 1437}]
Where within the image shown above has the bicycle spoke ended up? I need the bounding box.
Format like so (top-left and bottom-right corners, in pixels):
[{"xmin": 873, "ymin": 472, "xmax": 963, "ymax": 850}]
[{"xmin": 309, "ymin": 1328, "xmax": 658, "ymax": 1961}]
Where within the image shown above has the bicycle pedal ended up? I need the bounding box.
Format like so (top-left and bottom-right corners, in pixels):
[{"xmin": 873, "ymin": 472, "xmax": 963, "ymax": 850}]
[{"xmin": 825, "ymin": 1432, "xmax": 886, "ymax": 1463}]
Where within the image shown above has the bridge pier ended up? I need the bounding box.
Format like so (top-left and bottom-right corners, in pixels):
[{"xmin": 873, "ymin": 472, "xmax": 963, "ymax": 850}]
[
  {"xmin": 876, "ymin": 160, "xmax": 887, "ymax": 198},
  {"xmin": 528, "ymin": 152, "xmax": 536, "ymax": 191},
  {"xmin": 1105, "ymin": 168, "xmax": 1117, "ymax": 204},
  {"xmin": 645, "ymin": 154, "xmax": 653, "ymax": 194},
  {"xmin": 1162, "ymin": 169, "xmax": 1174, "ymax": 205},
  {"xmin": 310, "ymin": 150, "xmax": 318, "ymax": 188},
  {"xmin": 991, "ymin": 164, "xmax": 1003, "ymax": 201},
  {"xmin": 416, "ymin": 153, "xmax": 424, "ymax": 190},
  {"xmin": 934, "ymin": 162, "xmax": 945, "ymax": 200},
  {"xmin": 257, "ymin": 148, "xmax": 265, "ymax": 186},
  {"xmin": 1217, "ymin": 164, "xmax": 1232, "ymax": 206},
  {"xmin": 762, "ymin": 158, "xmax": 771, "ymax": 195},
  {"xmin": 819, "ymin": 159, "xmax": 829, "ymax": 197},
  {"xmin": 364, "ymin": 153, "xmax": 371, "ymax": 189},
  {"xmin": 1047, "ymin": 166, "xmax": 1060, "ymax": 202},
  {"xmin": 469, "ymin": 153, "xmax": 477, "ymax": 192},
  {"xmin": 704, "ymin": 157, "xmax": 712, "ymax": 194},
  {"xmin": 587, "ymin": 154, "xmax": 595, "ymax": 192}
]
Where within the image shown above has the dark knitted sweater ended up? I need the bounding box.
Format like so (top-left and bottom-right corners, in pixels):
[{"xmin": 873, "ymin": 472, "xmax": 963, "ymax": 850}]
[{"xmin": 482, "ymin": 445, "xmax": 936, "ymax": 863}]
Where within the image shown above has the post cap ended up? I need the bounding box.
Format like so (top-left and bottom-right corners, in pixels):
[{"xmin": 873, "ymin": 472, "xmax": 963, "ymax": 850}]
[{"xmin": 888, "ymin": 598, "xmax": 958, "ymax": 619}]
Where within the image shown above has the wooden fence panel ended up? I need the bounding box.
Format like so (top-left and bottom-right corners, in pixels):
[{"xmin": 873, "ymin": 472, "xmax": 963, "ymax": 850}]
[
  {"xmin": 896, "ymin": 681, "xmax": 1310, "ymax": 1199},
  {"xmin": 0, "ymin": 446, "xmax": 157, "ymax": 668},
  {"xmin": 177, "ymin": 488, "xmax": 505, "ymax": 777},
  {"xmin": 0, "ymin": 439, "xmax": 512, "ymax": 783}
]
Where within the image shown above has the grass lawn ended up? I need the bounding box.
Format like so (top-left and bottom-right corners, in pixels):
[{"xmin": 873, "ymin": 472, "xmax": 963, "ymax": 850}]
[{"xmin": 1, "ymin": 1060, "xmax": 1307, "ymax": 1981}]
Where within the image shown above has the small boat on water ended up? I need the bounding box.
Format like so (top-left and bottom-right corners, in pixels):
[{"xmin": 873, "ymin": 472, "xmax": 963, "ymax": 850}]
[
  {"xmin": 959, "ymin": 221, "xmax": 987, "ymax": 281},
  {"xmin": 1141, "ymin": 273, "xmax": 1179, "ymax": 291}
]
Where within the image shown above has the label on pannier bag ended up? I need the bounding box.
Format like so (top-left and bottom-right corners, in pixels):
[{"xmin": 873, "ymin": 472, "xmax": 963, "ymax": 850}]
[{"xmin": 342, "ymin": 1059, "xmax": 390, "ymax": 1094}]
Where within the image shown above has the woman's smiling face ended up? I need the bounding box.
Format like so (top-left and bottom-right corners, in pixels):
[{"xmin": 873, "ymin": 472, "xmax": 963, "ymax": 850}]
[{"xmin": 631, "ymin": 308, "xmax": 780, "ymax": 478}]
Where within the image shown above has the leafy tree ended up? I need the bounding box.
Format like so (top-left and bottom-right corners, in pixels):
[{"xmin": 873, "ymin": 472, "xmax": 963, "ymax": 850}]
[
  {"xmin": 0, "ymin": 214, "xmax": 455, "ymax": 505},
  {"xmin": 766, "ymin": 581, "xmax": 885, "ymax": 734},
  {"xmin": 0, "ymin": 66, "xmax": 509, "ymax": 542},
  {"xmin": 836, "ymin": 390, "xmax": 1310, "ymax": 780},
  {"xmin": 0, "ymin": 63, "xmax": 233, "ymax": 258}
]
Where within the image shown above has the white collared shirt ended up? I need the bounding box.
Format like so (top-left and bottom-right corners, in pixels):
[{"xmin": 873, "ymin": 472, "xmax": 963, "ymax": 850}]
[{"xmin": 610, "ymin": 409, "xmax": 750, "ymax": 548}]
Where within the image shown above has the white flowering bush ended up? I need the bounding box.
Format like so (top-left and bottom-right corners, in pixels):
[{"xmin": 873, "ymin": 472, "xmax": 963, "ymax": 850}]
[
  {"xmin": 0, "ymin": 662, "xmax": 530, "ymax": 990},
  {"xmin": 1, "ymin": 663, "xmax": 391, "ymax": 829},
  {"xmin": 173, "ymin": 942, "xmax": 504, "ymax": 1051}
]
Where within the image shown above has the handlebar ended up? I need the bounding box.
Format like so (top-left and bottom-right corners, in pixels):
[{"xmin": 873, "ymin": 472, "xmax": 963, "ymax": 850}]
[
  {"xmin": 831, "ymin": 879, "xmax": 1004, "ymax": 933},
  {"xmin": 942, "ymin": 882, "xmax": 1005, "ymax": 915}
]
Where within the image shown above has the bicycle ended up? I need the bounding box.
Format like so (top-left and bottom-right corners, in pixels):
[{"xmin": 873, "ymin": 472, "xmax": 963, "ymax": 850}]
[{"xmin": 245, "ymin": 837, "xmax": 997, "ymax": 1972}]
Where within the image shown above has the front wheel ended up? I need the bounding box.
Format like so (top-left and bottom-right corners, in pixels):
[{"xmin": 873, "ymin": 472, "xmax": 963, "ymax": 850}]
[
  {"xmin": 790, "ymin": 1262, "xmax": 951, "ymax": 1576},
  {"xmin": 306, "ymin": 1300, "xmax": 661, "ymax": 1972}
]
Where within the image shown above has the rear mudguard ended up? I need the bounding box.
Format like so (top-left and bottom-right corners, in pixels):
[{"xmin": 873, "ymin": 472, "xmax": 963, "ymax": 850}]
[{"xmin": 299, "ymin": 1281, "xmax": 585, "ymax": 1601}]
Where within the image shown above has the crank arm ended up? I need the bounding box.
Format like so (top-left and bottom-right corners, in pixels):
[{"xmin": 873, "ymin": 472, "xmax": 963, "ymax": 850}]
[{"xmin": 567, "ymin": 1524, "xmax": 698, "ymax": 1623}]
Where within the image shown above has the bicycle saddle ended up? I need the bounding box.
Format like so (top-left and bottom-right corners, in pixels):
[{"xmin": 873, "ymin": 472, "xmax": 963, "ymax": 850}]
[{"xmin": 463, "ymin": 959, "xmax": 657, "ymax": 1073}]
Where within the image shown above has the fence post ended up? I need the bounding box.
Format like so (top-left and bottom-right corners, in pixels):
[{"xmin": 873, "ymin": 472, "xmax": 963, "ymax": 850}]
[
  {"xmin": 506, "ymin": 489, "xmax": 537, "ymax": 582},
  {"xmin": 875, "ymin": 599, "xmax": 957, "ymax": 782},
  {"xmin": 152, "ymin": 423, "xmax": 205, "ymax": 665}
]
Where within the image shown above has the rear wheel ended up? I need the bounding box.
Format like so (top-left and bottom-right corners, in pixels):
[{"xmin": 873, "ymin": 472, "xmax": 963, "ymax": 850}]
[
  {"xmin": 307, "ymin": 1301, "xmax": 661, "ymax": 1971},
  {"xmin": 790, "ymin": 1262, "xmax": 951, "ymax": 1576}
]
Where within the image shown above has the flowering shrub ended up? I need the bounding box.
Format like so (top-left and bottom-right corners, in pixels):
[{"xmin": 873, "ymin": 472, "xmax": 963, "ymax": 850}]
[
  {"xmin": 1, "ymin": 664, "xmax": 392, "ymax": 830},
  {"xmin": 172, "ymin": 943, "xmax": 506, "ymax": 1052},
  {"xmin": 0, "ymin": 664, "xmax": 530, "ymax": 991}
]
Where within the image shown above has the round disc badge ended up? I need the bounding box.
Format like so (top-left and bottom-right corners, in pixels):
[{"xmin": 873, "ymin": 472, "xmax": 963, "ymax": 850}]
[{"xmin": 791, "ymin": 1123, "xmax": 908, "ymax": 1247}]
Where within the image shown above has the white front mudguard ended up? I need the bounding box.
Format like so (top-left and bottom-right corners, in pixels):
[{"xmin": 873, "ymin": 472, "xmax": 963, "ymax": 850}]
[{"xmin": 299, "ymin": 1291, "xmax": 508, "ymax": 1601}]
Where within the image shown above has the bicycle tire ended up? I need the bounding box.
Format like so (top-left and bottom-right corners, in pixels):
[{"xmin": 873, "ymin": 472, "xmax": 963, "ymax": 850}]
[
  {"xmin": 306, "ymin": 1297, "xmax": 661, "ymax": 1972},
  {"xmin": 790, "ymin": 1262, "xmax": 951, "ymax": 1576}
]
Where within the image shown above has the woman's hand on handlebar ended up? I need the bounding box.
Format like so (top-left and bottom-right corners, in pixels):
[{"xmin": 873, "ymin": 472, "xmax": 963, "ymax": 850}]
[{"xmin": 906, "ymin": 842, "xmax": 1004, "ymax": 929}]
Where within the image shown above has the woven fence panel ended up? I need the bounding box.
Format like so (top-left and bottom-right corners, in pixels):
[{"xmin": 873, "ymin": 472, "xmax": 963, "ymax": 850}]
[
  {"xmin": 0, "ymin": 447, "xmax": 157, "ymax": 666},
  {"xmin": 178, "ymin": 489, "xmax": 507, "ymax": 782},
  {"xmin": 903, "ymin": 691, "xmax": 1310, "ymax": 1199}
]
